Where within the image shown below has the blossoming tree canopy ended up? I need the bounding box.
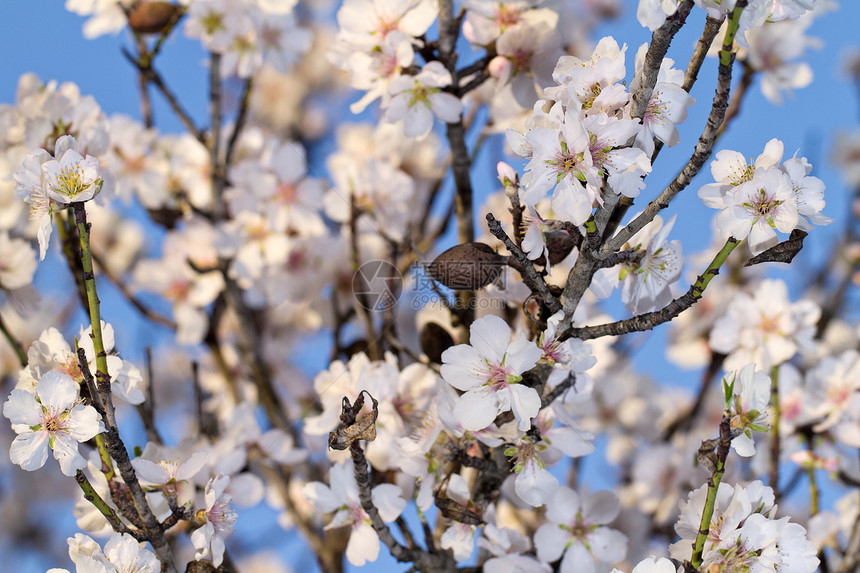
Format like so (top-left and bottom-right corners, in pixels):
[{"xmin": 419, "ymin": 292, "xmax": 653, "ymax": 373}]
[{"xmin": 1, "ymin": 0, "xmax": 859, "ymax": 572}]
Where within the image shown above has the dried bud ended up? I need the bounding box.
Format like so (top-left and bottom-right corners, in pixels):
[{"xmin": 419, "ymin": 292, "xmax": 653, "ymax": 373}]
[
  {"xmin": 427, "ymin": 243, "xmax": 505, "ymax": 290},
  {"xmin": 128, "ymin": 2, "xmax": 181, "ymax": 35},
  {"xmin": 419, "ymin": 322, "xmax": 455, "ymax": 363}
]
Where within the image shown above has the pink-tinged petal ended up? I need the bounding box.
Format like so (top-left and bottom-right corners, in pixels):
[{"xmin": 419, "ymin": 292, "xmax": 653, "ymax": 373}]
[
  {"xmin": 545, "ymin": 487, "xmax": 580, "ymax": 524},
  {"xmin": 583, "ymin": 490, "xmax": 621, "ymax": 524},
  {"xmin": 548, "ymin": 426, "xmax": 594, "ymax": 458},
  {"xmin": 52, "ymin": 433, "xmax": 86, "ymax": 476},
  {"xmin": 190, "ymin": 521, "xmax": 214, "ymax": 557},
  {"xmin": 176, "ymin": 451, "xmax": 209, "ymax": 481},
  {"xmin": 515, "ymin": 461, "xmax": 559, "ymax": 507},
  {"xmin": 534, "ymin": 523, "xmax": 568, "ymax": 563},
  {"xmin": 552, "ymin": 178, "xmax": 593, "ymax": 226},
  {"xmin": 37, "ymin": 213, "xmax": 53, "ymax": 261},
  {"xmin": 560, "ymin": 542, "xmax": 596, "ymax": 573},
  {"xmin": 588, "ymin": 527, "xmax": 627, "ymax": 563},
  {"xmin": 330, "ymin": 461, "xmax": 359, "ymax": 501},
  {"xmin": 507, "ymin": 384, "xmax": 541, "ymax": 431},
  {"xmin": 454, "ymin": 387, "xmax": 499, "ymax": 432},
  {"xmin": 210, "ymin": 530, "xmax": 226, "ymax": 567},
  {"xmin": 3, "ymin": 389, "xmax": 42, "ymax": 426},
  {"xmin": 430, "ymin": 92, "xmax": 463, "ymax": 124},
  {"xmin": 747, "ymin": 221, "xmax": 779, "ymax": 255},
  {"xmin": 302, "ymin": 482, "xmax": 343, "ymax": 513},
  {"xmin": 131, "ymin": 458, "xmax": 171, "ymax": 484},
  {"xmin": 37, "ymin": 371, "xmax": 79, "ymax": 411},
  {"xmin": 756, "ymin": 138, "xmax": 784, "ymax": 171},
  {"xmin": 372, "ymin": 483, "xmax": 406, "ymax": 522},
  {"xmin": 632, "ymin": 557, "xmax": 676, "ymax": 573},
  {"xmin": 65, "ymin": 404, "xmax": 103, "ymax": 441},
  {"xmin": 731, "ymin": 433, "xmax": 757, "ymax": 457},
  {"xmin": 9, "ymin": 431, "xmax": 50, "ymax": 471},
  {"xmin": 441, "ymin": 344, "xmax": 486, "ymax": 391},
  {"xmin": 506, "ymin": 332, "xmax": 542, "ymax": 374},
  {"xmin": 505, "ymin": 128, "xmax": 531, "ymax": 158},
  {"xmin": 469, "ymin": 315, "xmax": 512, "ymax": 364},
  {"xmin": 402, "ymin": 102, "xmax": 433, "ymax": 139},
  {"xmin": 346, "ymin": 522, "xmax": 380, "ymax": 566},
  {"xmin": 710, "ymin": 150, "xmax": 747, "ymax": 183}
]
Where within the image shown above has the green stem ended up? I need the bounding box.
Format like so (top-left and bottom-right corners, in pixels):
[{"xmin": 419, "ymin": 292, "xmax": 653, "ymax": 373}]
[
  {"xmin": 75, "ymin": 470, "xmax": 131, "ymax": 535},
  {"xmin": 769, "ymin": 364, "xmax": 781, "ymax": 498},
  {"xmin": 0, "ymin": 311, "xmax": 26, "ymax": 367},
  {"xmin": 691, "ymin": 416, "xmax": 733, "ymax": 569},
  {"xmin": 73, "ymin": 203, "xmax": 110, "ymax": 389},
  {"xmin": 805, "ymin": 434, "xmax": 820, "ymax": 516}
]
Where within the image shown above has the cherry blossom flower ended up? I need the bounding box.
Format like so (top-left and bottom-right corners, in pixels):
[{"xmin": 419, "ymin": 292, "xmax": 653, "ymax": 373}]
[
  {"xmin": 534, "ymin": 487, "xmax": 627, "ymax": 573},
  {"xmin": 592, "ymin": 214, "xmax": 683, "ymax": 314},
  {"xmin": 780, "ymin": 156, "xmax": 832, "ymax": 230},
  {"xmin": 637, "ymin": 0, "xmax": 681, "ymax": 30},
  {"xmin": 670, "ymin": 480, "xmax": 776, "ymax": 562},
  {"xmin": 611, "ymin": 556, "xmax": 676, "ymax": 573},
  {"xmin": 723, "ymin": 364, "xmax": 772, "ymax": 457},
  {"xmin": 14, "ymin": 148, "xmax": 58, "ymax": 260},
  {"xmin": 303, "ymin": 461, "xmax": 406, "ymax": 566},
  {"xmin": 629, "ymin": 47, "xmax": 695, "ymax": 157},
  {"xmin": 709, "ymin": 279, "xmax": 819, "ymax": 371},
  {"xmin": 3, "ymin": 370, "xmax": 103, "ymax": 476},
  {"xmin": 42, "ymin": 135, "xmax": 103, "ymax": 204},
  {"xmin": 0, "ymin": 232, "xmax": 37, "ymax": 290},
  {"xmin": 384, "ymin": 62, "xmax": 463, "ymax": 139},
  {"xmin": 715, "ymin": 167, "xmax": 799, "ymax": 254},
  {"xmin": 131, "ymin": 446, "xmax": 208, "ymax": 491},
  {"xmin": 698, "ymin": 138, "xmax": 784, "ymax": 209},
  {"xmin": 440, "ymin": 314, "xmax": 543, "ymax": 432},
  {"xmin": 505, "ymin": 435, "xmax": 559, "ymax": 507},
  {"xmin": 439, "ymin": 473, "xmax": 478, "ymax": 561},
  {"xmin": 538, "ymin": 310, "xmax": 597, "ymax": 390},
  {"xmin": 191, "ymin": 474, "xmax": 238, "ymax": 567},
  {"xmin": 804, "ymin": 350, "xmax": 860, "ymax": 445},
  {"xmin": 48, "ymin": 531, "xmax": 160, "ymax": 573}
]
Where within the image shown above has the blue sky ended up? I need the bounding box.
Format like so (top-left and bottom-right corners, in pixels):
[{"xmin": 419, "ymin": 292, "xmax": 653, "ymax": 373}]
[{"xmin": 2, "ymin": 0, "xmax": 860, "ymax": 571}]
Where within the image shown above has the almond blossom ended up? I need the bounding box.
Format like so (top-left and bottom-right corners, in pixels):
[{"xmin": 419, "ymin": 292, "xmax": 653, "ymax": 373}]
[
  {"xmin": 384, "ymin": 62, "xmax": 463, "ymax": 139},
  {"xmin": 723, "ymin": 364, "xmax": 772, "ymax": 457},
  {"xmin": 715, "ymin": 167, "xmax": 799, "ymax": 254},
  {"xmin": 628, "ymin": 47, "xmax": 695, "ymax": 157},
  {"xmin": 191, "ymin": 474, "xmax": 238, "ymax": 567},
  {"xmin": 534, "ymin": 487, "xmax": 627, "ymax": 573},
  {"xmin": 47, "ymin": 532, "xmax": 160, "ymax": 573},
  {"xmin": 592, "ymin": 214, "xmax": 684, "ymax": 314},
  {"xmin": 3, "ymin": 370, "xmax": 103, "ymax": 476},
  {"xmin": 709, "ymin": 278, "xmax": 820, "ymax": 371},
  {"xmin": 440, "ymin": 314, "xmax": 543, "ymax": 432},
  {"xmin": 302, "ymin": 461, "xmax": 406, "ymax": 566}
]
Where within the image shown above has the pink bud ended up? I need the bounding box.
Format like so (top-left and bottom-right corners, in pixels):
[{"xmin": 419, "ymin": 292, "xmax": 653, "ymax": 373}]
[
  {"xmin": 497, "ymin": 161, "xmax": 518, "ymax": 187},
  {"xmin": 488, "ymin": 56, "xmax": 512, "ymax": 83}
]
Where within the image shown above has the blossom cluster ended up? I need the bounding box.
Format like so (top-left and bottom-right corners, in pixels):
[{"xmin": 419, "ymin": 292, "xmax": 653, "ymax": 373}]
[{"xmin": 0, "ymin": 1, "xmax": 856, "ymax": 573}]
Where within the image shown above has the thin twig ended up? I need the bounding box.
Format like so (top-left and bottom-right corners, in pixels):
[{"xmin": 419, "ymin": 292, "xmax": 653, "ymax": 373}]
[
  {"xmin": 121, "ymin": 48, "xmax": 204, "ymax": 142},
  {"xmin": 565, "ymin": 238, "xmax": 740, "ymax": 341},
  {"xmin": 486, "ymin": 213, "xmax": 561, "ymax": 314},
  {"xmin": 91, "ymin": 250, "xmax": 176, "ymax": 329},
  {"xmin": 601, "ymin": 2, "xmax": 747, "ymax": 257}
]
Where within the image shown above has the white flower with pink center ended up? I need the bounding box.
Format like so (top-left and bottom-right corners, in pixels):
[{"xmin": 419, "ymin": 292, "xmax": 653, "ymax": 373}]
[
  {"xmin": 191, "ymin": 474, "xmax": 237, "ymax": 567},
  {"xmin": 715, "ymin": 167, "xmax": 799, "ymax": 254},
  {"xmin": 303, "ymin": 461, "xmax": 406, "ymax": 566},
  {"xmin": 534, "ymin": 487, "xmax": 627, "ymax": 573},
  {"xmin": 3, "ymin": 370, "xmax": 103, "ymax": 476},
  {"xmin": 441, "ymin": 315, "xmax": 543, "ymax": 432}
]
